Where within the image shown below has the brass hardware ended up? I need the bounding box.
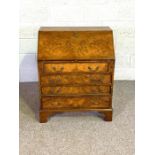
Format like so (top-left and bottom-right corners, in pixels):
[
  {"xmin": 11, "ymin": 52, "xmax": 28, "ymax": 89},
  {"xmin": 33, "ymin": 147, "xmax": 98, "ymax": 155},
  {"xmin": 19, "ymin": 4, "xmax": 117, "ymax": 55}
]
[
  {"xmin": 88, "ymin": 66, "xmax": 99, "ymax": 72},
  {"xmin": 56, "ymin": 87, "xmax": 61, "ymax": 93},
  {"xmin": 51, "ymin": 66, "xmax": 64, "ymax": 72}
]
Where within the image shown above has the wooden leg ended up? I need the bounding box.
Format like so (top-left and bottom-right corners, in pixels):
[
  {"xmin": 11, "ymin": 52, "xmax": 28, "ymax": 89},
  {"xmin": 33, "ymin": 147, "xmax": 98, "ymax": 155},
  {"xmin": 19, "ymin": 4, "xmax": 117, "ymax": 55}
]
[
  {"xmin": 39, "ymin": 110, "xmax": 112, "ymax": 123},
  {"xmin": 39, "ymin": 111, "xmax": 56, "ymax": 123},
  {"xmin": 99, "ymin": 110, "xmax": 112, "ymax": 121},
  {"xmin": 39, "ymin": 111, "xmax": 48, "ymax": 123}
]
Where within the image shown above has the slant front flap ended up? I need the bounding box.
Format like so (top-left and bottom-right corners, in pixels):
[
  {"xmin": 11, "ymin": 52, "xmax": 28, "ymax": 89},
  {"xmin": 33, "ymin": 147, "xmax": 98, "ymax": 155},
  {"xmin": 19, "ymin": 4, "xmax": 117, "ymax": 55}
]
[{"xmin": 38, "ymin": 27, "xmax": 115, "ymax": 60}]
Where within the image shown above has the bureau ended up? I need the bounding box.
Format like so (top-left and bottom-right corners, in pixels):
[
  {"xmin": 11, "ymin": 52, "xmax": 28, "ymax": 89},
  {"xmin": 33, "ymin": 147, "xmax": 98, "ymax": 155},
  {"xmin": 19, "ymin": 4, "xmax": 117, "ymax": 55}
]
[{"xmin": 38, "ymin": 27, "xmax": 115, "ymax": 123}]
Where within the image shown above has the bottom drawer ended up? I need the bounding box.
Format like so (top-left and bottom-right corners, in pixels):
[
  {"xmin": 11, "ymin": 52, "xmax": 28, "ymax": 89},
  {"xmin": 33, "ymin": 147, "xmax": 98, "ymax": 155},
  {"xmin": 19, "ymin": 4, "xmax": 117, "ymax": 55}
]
[{"xmin": 41, "ymin": 96, "xmax": 111, "ymax": 109}]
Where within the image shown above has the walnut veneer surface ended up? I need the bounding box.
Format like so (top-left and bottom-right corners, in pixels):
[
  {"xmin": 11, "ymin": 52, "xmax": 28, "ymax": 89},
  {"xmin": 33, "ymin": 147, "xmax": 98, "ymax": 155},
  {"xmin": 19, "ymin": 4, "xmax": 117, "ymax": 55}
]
[{"xmin": 38, "ymin": 27, "xmax": 115, "ymax": 123}]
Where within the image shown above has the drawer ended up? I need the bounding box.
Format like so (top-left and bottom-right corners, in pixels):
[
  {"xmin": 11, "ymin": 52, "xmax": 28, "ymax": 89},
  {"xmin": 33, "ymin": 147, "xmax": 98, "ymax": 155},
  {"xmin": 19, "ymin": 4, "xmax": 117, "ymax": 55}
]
[
  {"xmin": 42, "ymin": 62, "xmax": 109, "ymax": 74},
  {"xmin": 41, "ymin": 96, "xmax": 111, "ymax": 109},
  {"xmin": 40, "ymin": 74, "xmax": 112, "ymax": 86},
  {"xmin": 41, "ymin": 85, "xmax": 111, "ymax": 95}
]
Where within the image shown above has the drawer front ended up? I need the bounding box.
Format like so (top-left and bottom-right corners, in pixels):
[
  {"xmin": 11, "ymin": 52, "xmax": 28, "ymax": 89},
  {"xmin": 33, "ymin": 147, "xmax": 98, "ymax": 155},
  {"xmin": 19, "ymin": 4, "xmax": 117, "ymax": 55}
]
[
  {"xmin": 41, "ymin": 85, "xmax": 111, "ymax": 95},
  {"xmin": 42, "ymin": 62, "xmax": 109, "ymax": 74},
  {"xmin": 41, "ymin": 96, "xmax": 111, "ymax": 109},
  {"xmin": 40, "ymin": 74, "xmax": 112, "ymax": 86}
]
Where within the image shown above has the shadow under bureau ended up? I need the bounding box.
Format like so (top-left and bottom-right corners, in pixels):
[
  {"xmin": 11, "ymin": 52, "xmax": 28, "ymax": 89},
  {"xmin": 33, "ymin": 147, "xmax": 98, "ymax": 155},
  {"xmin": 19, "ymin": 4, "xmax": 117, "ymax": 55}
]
[{"xmin": 38, "ymin": 27, "xmax": 115, "ymax": 123}]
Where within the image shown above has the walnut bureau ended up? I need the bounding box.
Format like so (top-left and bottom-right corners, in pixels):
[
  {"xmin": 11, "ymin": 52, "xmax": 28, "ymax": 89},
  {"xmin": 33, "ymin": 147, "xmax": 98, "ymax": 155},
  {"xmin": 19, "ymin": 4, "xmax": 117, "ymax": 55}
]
[{"xmin": 37, "ymin": 27, "xmax": 115, "ymax": 123}]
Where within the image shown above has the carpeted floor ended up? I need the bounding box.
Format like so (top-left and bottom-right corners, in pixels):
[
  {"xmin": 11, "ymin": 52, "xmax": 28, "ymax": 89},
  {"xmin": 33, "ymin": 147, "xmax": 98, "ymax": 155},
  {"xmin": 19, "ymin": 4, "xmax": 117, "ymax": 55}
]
[{"xmin": 19, "ymin": 81, "xmax": 135, "ymax": 155}]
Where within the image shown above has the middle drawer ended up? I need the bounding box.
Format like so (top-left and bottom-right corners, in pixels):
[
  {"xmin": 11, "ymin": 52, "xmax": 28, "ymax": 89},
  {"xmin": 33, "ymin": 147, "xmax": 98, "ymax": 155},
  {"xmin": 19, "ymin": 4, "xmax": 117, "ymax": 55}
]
[
  {"xmin": 40, "ymin": 74, "xmax": 112, "ymax": 86},
  {"xmin": 41, "ymin": 85, "xmax": 111, "ymax": 95}
]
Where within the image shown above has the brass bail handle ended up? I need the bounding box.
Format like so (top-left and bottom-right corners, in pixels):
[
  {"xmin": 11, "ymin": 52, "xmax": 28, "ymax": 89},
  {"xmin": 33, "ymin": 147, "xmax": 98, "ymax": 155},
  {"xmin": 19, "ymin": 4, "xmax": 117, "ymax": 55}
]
[
  {"xmin": 88, "ymin": 66, "xmax": 99, "ymax": 72},
  {"xmin": 52, "ymin": 66, "xmax": 64, "ymax": 73}
]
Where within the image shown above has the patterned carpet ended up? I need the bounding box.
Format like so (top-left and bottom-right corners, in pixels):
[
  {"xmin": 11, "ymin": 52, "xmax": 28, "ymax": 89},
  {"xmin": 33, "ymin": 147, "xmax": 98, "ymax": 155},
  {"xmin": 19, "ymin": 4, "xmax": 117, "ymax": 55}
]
[{"xmin": 19, "ymin": 81, "xmax": 135, "ymax": 155}]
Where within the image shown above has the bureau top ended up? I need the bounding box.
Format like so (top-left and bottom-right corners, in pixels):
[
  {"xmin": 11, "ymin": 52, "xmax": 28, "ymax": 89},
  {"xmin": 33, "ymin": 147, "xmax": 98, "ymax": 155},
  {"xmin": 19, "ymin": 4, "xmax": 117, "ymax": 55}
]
[
  {"xmin": 38, "ymin": 27, "xmax": 115, "ymax": 60},
  {"xmin": 39, "ymin": 27, "xmax": 112, "ymax": 32}
]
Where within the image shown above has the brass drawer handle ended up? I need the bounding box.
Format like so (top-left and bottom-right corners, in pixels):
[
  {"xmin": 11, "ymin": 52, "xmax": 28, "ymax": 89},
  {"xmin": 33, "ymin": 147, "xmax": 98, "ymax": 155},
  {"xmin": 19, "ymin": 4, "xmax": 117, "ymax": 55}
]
[
  {"xmin": 52, "ymin": 87, "xmax": 62, "ymax": 94},
  {"xmin": 52, "ymin": 66, "xmax": 64, "ymax": 72},
  {"xmin": 88, "ymin": 66, "xmax": 99, "ymax": 72}
]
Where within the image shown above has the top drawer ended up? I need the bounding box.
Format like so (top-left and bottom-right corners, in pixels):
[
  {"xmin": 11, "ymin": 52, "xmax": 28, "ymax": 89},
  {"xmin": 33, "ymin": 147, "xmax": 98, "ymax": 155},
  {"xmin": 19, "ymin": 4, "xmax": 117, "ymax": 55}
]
[{"xmin": 39, "ymin": 61, "xmax": 113, "ymax": 75}]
